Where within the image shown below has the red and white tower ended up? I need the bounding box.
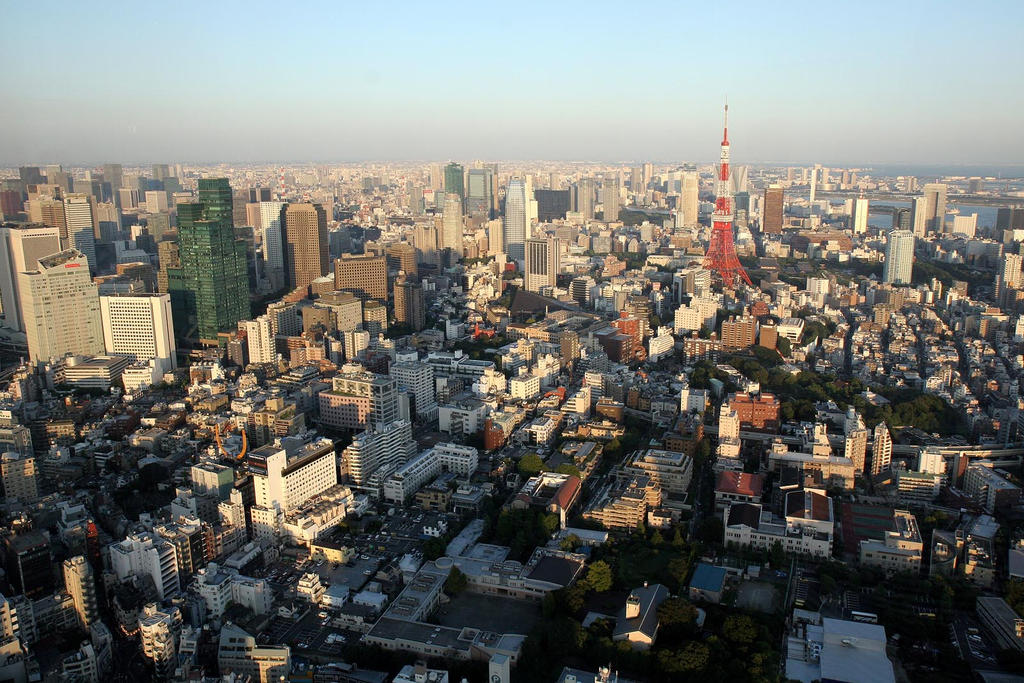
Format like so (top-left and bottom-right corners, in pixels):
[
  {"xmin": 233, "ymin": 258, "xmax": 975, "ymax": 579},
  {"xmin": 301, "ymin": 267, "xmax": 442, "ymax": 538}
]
[{"xmin": 703, "ymin": 103, "xmax": 752, "ymax": 288}]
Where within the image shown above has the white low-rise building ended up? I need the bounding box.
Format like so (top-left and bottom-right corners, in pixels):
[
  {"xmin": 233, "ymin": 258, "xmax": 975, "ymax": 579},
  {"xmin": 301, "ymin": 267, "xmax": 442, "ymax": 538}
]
[{"xmin": 724, "ymin": 489, "xmax": 834, "ymax": 558}]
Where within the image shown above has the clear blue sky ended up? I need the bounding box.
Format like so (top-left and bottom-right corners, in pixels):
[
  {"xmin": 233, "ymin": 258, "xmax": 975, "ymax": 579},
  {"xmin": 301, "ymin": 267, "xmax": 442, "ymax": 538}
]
[{"xmin": 1, "ymin": 0, "xmax": 1021, "ymax": 166}]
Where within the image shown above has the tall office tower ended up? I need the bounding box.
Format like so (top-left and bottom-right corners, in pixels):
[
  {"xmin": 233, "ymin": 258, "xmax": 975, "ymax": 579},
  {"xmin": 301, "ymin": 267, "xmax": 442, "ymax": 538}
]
[
  {"xmin": 413, "ymin": 223, "xmax": 440, "ymax": 267},
  {"xmin": 680, "ymin": 172, "xmax": 699, "ymax": 227},
  {"xmin": 444, "ymin": 162, "xmax": 465, "ymax": 207},
  {"xmin": 910, "ymin": 196, "xmax": 929, "ymax": 237},
  {"xmin": 503, "ymin": 177, "xmax": 528, "ymax": 262},
  {"xmin": 602, "ymin": 175, "xmax": 621, "ymax": 222},
  {"xmin": 871, "ymin": 422, "xmax": 892, "ymax": 475},
  {"xmin": 145, "ymin": 190, "xmax": 169, "ymax": 213},
  {"xmin": 428, "ymin": 163, "xmax": 443, "ymax": 191},
  {"xmin": 809, "ymin": 164, "xmax": 820, "ymax": 203},
  {"xmin": 340, "ymin": 420, "xmax": 416, "ymax": 484},
  {"xmin": 248, "ymin": 187, "xmax": 271, "ymax": 203},
  {"xmin": 118, "ymin": 189, "xmax": 140, "ymax": 210},
  {"xmin": 524, "ymin": 237, "xmax": 559, "ymax": 292},
  {"xmin": 921, "ymin": 183, "xmax": 948, "ymax": 234},
  {"xmin": 389, "ymin": 361, "xmax": 437, "ymax": 421},
  {"xmin": 152, "ymin": 164, "xmax": 171, "ymax": 182},
  {"xmin": 99, "ymin": 293, "xmax": 177, "ymax": 374},
  {"xmin": 240, "ymin": 315, "xmax": 275, "ymax": 364},
  {"xmin": 4, "ymin": 531, "xmax": 53, "ymax": 597},
  {"xmin": 386, "ymin": 243, "xmax": 418, "ymax": 277},
  {"xmin": 731, "ymin": 165, "xmax": 749, "ymax": 194},
  {"xmin": 851, "ymin": 195, "xmax": 869, "ymax": 234},
  {"xmin": 19, "ymin": 166, "xmax": 43, "ymax": 185},
  {"xmin": 156, "ymin": 240, "xmax": 180, "ymax": 294},
  {"xmin": 19, "ymin": 249, "xmax": 103, "ymax": 363},
  {"xmin": 487, "ymin": 219, "xmax": 504, "ymax": 257},
  {"xmin": 334, "ymin": 254, "xmax": 387, "ymax": 301},
  {"xmin": 762, "ymin": 185, "xmax": 784, "ymax": 234},
  {"xmin": 171, "ymin": 178, "xmax": 249, "ymax": 344},
  {"xmin": 524, "ymin": 174, "xmax": 538, "ymax": 226},
  {"xmin": 28, "ymin": 197, "xmax": 66, "ymax": 235},
  {"xmin": 573, "ymin": 177, "xmax": 596, "ymax": 219},
  {"xmin": 258, "ymin": 201, "xmax": 286, "ymax": 276},
  {"xmin": 63, "ymin": 193, "xmax": 98, "ymax": 271},
  {"xmin": 882, "ymin": 230, "xmax": 915, "ymax": 285},
  {"xmin": 893, "ymin": 208, "xmax": 912, "ymax": 231},
  {"xmin": 0, "ymin": 452, "xmax": 37, "ymax": 500},
  {"xmin": 466, "ymin": 167, "xmax": 494, "ymax": 218},
  {"xmin": 0, "ymin": 224, "xmax": 62, "ymax": 332},
  {"xmin": 996, "ymin": 208, "xmax": 1024, "ymax": 234},
  {"xmin": 642, "ymin": 162, "xmax": 653, "ymax": 190},
  {"xmin": 102, "ymin": 164, "xmax": 123, "ymax": 199},
  {"xmin": 630, "ymin": 166, "xmax": 642, "ymax": 193},
  {"xmin": 62, "ymin": 556, "xmax": 98, "ymax": 630},
  {"xmin": 0, "ymin": 189, "xmax": 23, "ymax": 220},
  {"xmin": 282, "ymin": 203, "xmax": 328, "ymax": 291},
  {"xmin": 703, "ymin": 104, "xmax": 752, "ymax": 288},
  {"xmin": 441, "ymin": 192, "xmax": 463, "ymax": 254},
  {"xmin": 535, "ymin": 190, "xmax": 570, "ymax": 222},
  {"xmin": 394, "ymin": 277, "xmax": 426, "ymax": 331},
  {"xmin": 995, "ymin": 252, "xmax": 1023, "ymax": 300},
  {"xmin": 248, "ymin": 438, "xmax": 337, "ymax": 512}
]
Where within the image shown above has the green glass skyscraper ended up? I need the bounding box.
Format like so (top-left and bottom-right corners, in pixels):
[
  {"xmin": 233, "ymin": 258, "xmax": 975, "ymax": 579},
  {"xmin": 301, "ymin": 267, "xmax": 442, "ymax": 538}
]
[
  {"xmin": 168, "ymin": 178, "xmax": 249, "ymax": 344},
  {"xmin": 443, "ymin": 162, "xmax": 464, "ymax": 208}
]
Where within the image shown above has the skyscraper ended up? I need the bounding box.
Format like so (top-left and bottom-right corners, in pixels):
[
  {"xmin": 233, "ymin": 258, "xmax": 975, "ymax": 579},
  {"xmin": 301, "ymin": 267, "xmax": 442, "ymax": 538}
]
[
  {"xmin": 258, "ymin": 200, "xmax": 286, "ymax": 279},
  {"xmin": 441, "ymin": 192, "xmax": 463, "ymax": 254},
  {"xmin": 762, "ymin": 185, "xmax": 784, "ymax": 234},
  {"xmin": 63, "ymin": 555, "xmax": 99, "ymax": 630},
  {"xmin": 282, "ymin": 203, "xmax": 328, "ymax": 291},
  {"xmin": 63, "ymin": 193, "xmax": 98, "ymax": 272},
  {"xmin": 602, "ymin": 175, "xmax": 620, "ymax": 222},
  {"xmin": 524, "ymin": 237, "xmax": 559, "ymax": 292},
  {"xmin": 0, "ymin": 224, "xmax": 62, "ymax": 332},
  {"xmin": 504, "ymin": 178, "xmax": 528, "ymax": 262},
  {"xmin": 851, "ymin": 196, "xmax": 869, "ymax": 234},
  {"xmin": 910, "ymin": 196, "xmax": 929, "ymax": 237},
  {"xmin": 921, "ymin": 183, "xmax": 947, "ymax": 234},
  {"xmin": 386, "ymin": 243, "xmax": 418, "ymax": 277},
  {"xmin": 99, "ymin": 293, "xmax": 177, "ymax": 375},
  {"xmin": 170, "ymin": 178, "xmax": 250, "ymax": 344},
  {"xmin": 466, "ymin": 167, "xmax": 494, "ymax": 218},
  {"xmin": 103, "ymin": 164, "xmax": 123, "ymax": 201},
  {"xmin": 871, "ymin": 422, "xmax": 892, "ymax": 475},
  {"xmin": 995, "ymin": 252, "xmax": 1023, "ymax": 300},
  {"xmin": 394, "ymin": 277, "xmax": 426, "ymax": 331},
  {"xmin": 680, "ymin": 172, "xmax": 699, "ymax": 227},
  {"xmin": 883, "ymin": 230, "xmax": 915, "ymax": 285},
  {"xmin": 444, "ymin": 162, "xmax": 464, "ymax": 207},
  {"xmin": 573, "ymin": 177, "xmax": 596, "ymax": 220},
  {"xmin": 19, "ymin": 249, "xmax": 104, "ymax": 363}
]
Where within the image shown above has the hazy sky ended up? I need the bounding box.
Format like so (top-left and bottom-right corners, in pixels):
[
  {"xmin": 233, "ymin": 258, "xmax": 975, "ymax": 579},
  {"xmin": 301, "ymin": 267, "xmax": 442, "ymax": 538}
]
[{"xmin": 2, "ymin": 0, "xmax": 1022, "ymax": 166}]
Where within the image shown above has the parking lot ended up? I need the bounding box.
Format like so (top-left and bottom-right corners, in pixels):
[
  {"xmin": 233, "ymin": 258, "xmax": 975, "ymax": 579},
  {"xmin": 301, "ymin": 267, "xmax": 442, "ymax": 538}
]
[{"xmin": 262, "ymin": 610, "xmax": 360, "ymax": 657}]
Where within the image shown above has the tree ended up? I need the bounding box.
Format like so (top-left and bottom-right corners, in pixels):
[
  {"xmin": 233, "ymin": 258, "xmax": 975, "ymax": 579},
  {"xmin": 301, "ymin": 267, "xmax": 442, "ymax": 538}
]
[
  {"xmin": 444, "ymin": 567, "xmax": 468, "ymax": 595},
  {"xmin": 518, "ymin": 453, "xmax": 545, "ymax": 477},
  {"xmin": 555, "ymin": 463, "xmax": 582, "ymax": 478},
  {"xmin": 699, "ymin": 517, "xmax": 723, "ymax": 545},
  {"xmin": 559, "ymin": 534, "xmax": 582, "ymax": 552},
  {"xmin": 722, "ymin": 614, "xmax": 758, "ymax": 645},
  {"xmin": 769, "ymin": 540, "xmax": 786, "ymax": 568},
  {"xmin": 777, "ymin": 336, "xmax": 792, "ymax": 356},
  {"xmin": 583, "ymin": 560, "xmax": 613, "ymax": 593},
  {"xmin": 671, "ymin": 526, "xmax": 686, "ymax": 548},
  {"xmin": 666, "ymin": 557, "xmax": 691, "ymax": 590},
  {"xmin": 657, "ymin": 597, "xmax": 698, "ymax": 626},
  {"xmin": 649, "ymin": 530, "xmax": 664, "ymax": 546},
  {"xmin": 423, "ymin": 537, "xmax": 447, "ymax": 560}
]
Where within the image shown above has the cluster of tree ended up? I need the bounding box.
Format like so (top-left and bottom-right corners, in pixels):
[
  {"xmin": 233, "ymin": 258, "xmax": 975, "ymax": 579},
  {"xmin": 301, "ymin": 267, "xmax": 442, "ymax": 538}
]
[
  {"xmin": 517, "ymin": 453, "xmax": 581, "ymax": 479},
  {"xmin": 490, "ymin": 507, "xmax": 560, "ymax": 562}
]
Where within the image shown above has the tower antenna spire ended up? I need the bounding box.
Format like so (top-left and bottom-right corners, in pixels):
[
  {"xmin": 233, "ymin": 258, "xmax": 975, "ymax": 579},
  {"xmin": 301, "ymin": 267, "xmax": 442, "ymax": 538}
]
[{"xmin": 703, "ymin": 102, "xmax": 751, "ymax": 289}]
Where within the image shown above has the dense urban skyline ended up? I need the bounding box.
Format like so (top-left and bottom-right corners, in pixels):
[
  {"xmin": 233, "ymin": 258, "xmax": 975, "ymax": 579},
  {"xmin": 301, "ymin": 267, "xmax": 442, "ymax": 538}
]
[{"xmin": 2, "ymin": 1, "xmax": 1022, "ymax": 165}]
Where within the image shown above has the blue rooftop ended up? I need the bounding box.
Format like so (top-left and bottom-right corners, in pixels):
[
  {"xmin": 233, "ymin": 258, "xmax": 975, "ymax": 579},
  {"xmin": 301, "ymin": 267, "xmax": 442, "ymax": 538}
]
[{"xmin": 689, "ymin": 563, "xmax": 727, "ymax": 592}]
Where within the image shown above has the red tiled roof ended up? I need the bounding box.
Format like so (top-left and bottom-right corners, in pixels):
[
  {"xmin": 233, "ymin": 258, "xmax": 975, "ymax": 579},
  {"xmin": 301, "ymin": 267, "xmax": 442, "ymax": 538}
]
[{"xmin": 715, "ymin": 471, "xmax": 765, "ymax": 497}]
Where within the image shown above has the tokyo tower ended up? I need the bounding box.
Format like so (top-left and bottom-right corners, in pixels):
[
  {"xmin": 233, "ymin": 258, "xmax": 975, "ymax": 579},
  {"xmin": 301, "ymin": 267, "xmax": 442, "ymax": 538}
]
[{"xmin": 702, "ymin": 103, "xmax": 752, "ymax": 288}]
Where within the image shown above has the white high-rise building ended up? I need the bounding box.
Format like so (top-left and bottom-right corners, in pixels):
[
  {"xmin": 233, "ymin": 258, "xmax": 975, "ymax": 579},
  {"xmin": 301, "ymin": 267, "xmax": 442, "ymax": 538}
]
[
  {"xmin": 524, "ymin": 237, "xmax": 559, "ymax": 292},
  {"xmin": 883, "ymin": 230, "xmax": 915, "ymax": 285},
  {"xmin": 504, "ymin": 178, "xmax": 527, "ymax": 263},
  {"xmin": 996, "ymin": 252, "xmax": 1024, "ymax": 299},
  {"xmin": 241, "ymin": 315, "xmax": 275, "ymax": 364},
  {"xmin": 258, "ymin": 201, "xmax": 287, "ymax": 272},
  {"xmin": 681, "ymin": 172, "xmax": 699, "ymax": 227},
  {"xmin": 109, "ymin": 532, "xmax": 180, "ymax": 600},
  {"xmin": 99, "ymin": 293, "xmax": 176, "ymax": 374},
  {"xmin": 250, "ymin": 437, "xmax": 337, "ymax": 512},
  {"xmin": 139, "ymin": 603, "xmax": 181, "ymax": 679},
  {"xmin": 20, "ymin": 249, "xmax": 103, "ymax": 364},
  {"xmin": 63, "ymin": 194, "xmax": 98, "ymax": 272},
  {"xmin": 911, "ymin": 196, "xmax": 929, "ymax": 237},
  {"xmin": 872, "ymin": 422, "xmax": 893, "ymax": 475},
  {"xmin": 340, "ymin": 420, "xmax": 416, "ymax": 485},
  {"xmin": 602, "ymin": 174, "xmax": 620, "ymax": 222},
  {"xmin": 0, "ymin": 224, "xmax": 62, "ymax": 332},
  {"xmin": 63, "ymin": 555, "xmax": 98, "ymax": 630},
  {"xmin": 389, "ymin": 361, "xmax": 437, "ymax": 421},
  {"xmin": 852, "ymin": 196, "xmax": 869, "ymax": 234}
]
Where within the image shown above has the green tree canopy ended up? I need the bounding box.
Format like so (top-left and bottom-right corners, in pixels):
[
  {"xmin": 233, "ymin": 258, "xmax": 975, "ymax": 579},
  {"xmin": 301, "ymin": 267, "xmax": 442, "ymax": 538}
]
[
  {"xmin": 582, "ymin": 560, "xmax": 613, "ymax": 593},
  {"xmin": 444, "ymin": 566, "xmax": 468, "ymax": 595},
  {"xmin": 518, "ymin": 453, "xmax": 545, "ymax": 477}
]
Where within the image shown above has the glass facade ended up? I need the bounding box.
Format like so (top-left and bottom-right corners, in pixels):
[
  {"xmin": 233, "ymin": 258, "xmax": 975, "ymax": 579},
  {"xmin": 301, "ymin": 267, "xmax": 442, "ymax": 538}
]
[{"xmin": 168, "ymin": 178, "xmax": 249, "ymax": 343}]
